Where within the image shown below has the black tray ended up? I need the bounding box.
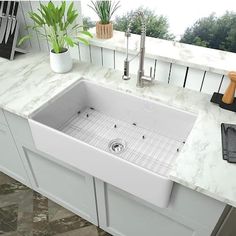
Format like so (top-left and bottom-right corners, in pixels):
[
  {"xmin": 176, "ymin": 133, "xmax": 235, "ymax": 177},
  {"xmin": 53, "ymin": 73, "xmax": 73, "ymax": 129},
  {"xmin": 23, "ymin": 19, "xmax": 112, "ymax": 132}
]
[
  {"xmin": 221, "ymin": 123, "xmax": 236, "ymax": 163},
  {"xmin": 211, "ymin": 93, "xmax": 236, "ymax": 112}
]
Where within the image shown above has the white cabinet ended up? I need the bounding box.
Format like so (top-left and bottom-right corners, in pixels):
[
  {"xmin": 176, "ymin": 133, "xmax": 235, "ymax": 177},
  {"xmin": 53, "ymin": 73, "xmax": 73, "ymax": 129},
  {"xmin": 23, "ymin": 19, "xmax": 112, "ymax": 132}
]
[
  {"xmin": 5, "ymin": 111, "xmax": 98, "ymax": 225},
  {"xmin": 0, "ymin": 122, "xmax": 29, "ymax": 185},
  {"xmin": 22, "ymin": 147, "xmax": 98, "ymax": 225},
  {"xmin": 0, "ymin": 109, "xmax": 6, "ymax": 125},
  {"xmin": 95, "ymin": 179, "xmax": 226, "ymax": 236}
]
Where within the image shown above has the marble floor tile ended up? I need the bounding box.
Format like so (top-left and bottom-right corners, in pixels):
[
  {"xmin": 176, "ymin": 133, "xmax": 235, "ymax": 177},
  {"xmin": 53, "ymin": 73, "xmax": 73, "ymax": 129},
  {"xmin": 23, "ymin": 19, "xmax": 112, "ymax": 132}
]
[
  {"xmin": 48, "ymin": 215, "xmax": 92, "ymax": 235},
  {"xmin": 57, "ymin": 225, "xmax": 106, "ymax": 236},
  {"xmin": 0, "ymin": 232, "xmax": 18, "ymax": 236},
  {"xmin": 48, "ymin": 201, "xmax": 74, "ymax": 222},
  {"xmin": 33, "ymin": 192, "xmax": 49, "ymax": 236},
  {"xmin": 97, "ymin": 228, "xmax": 111, "ymax": 236},
  {"xmin": 0, "ymin": 182, "xmax": 28, "ymax": 195},
  {"xmin": 0, "ymin": 173, "xmax": 15, "ymax": 185},
  {"xmin": 17, "ymin": 211, "xmax": 33, "ymax": 236},
  {"xmin": 0, "ymin": 172, "xmax": 111, "ymax": 236},
  {"xmin": 0, "ymin": 204, "xmax": 18, "ymax": 233}
]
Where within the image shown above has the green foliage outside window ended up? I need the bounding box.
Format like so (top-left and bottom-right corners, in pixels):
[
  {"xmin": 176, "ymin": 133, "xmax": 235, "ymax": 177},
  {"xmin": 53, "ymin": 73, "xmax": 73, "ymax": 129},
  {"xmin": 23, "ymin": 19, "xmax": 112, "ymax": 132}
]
[
  {"xmin": 181, "ymin": 12, "xmax": 236, "ymax": 53},
  {"xmin": 113, "ymin": 7, "xmax": 174, "ymax": 40}
]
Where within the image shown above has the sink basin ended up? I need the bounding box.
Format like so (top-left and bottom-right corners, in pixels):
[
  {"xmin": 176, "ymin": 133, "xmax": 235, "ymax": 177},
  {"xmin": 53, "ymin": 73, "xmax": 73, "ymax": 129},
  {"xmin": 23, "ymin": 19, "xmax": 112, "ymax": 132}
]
[{"xmin": 29, "ymin": 79, "xmax": 197, "ymax": 208}]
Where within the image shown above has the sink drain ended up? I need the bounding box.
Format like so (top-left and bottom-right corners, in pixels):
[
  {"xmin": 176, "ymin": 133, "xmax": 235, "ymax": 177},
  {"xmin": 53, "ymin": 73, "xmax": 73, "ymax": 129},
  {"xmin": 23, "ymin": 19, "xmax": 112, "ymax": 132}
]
[{"xmin": 108, "ymin": 139, "xmax": 126, "ymax": 154}]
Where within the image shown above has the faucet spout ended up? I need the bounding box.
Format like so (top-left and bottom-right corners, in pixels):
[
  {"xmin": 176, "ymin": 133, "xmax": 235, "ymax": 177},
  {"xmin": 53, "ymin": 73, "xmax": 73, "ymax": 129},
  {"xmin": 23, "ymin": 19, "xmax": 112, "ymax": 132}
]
[{"xmin": 122, "ymin": 10, "xmax": 155, "ymax": 87}]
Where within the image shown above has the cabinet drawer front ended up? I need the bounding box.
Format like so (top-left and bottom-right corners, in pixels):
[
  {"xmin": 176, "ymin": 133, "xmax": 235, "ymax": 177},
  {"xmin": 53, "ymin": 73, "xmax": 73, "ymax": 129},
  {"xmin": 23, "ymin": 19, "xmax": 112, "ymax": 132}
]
[
  {"xmin": 23, "ymin": 148, "xmax": 97, "ymax": 225},
  {"xmin": 0, "ymin": 109, "xmax": 6, "ymax": 126}
]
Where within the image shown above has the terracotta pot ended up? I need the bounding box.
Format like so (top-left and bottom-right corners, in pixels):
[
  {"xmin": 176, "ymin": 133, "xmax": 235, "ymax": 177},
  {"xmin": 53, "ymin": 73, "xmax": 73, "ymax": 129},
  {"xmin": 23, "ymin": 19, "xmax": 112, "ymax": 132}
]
[
  {"xmin": 96, "ymin": 22, "xmax": 113, "ymax": 39},
  {"xmin": 50, "ymin": 48, "xmax": 72, "ymax": 74}
]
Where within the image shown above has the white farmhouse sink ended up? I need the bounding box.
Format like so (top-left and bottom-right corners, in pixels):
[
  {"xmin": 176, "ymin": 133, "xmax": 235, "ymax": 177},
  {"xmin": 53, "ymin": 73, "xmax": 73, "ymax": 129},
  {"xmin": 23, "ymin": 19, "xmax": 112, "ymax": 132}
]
[{"xmin": 29, "ymin": 80, "xmax": 197, "ymax": 208}]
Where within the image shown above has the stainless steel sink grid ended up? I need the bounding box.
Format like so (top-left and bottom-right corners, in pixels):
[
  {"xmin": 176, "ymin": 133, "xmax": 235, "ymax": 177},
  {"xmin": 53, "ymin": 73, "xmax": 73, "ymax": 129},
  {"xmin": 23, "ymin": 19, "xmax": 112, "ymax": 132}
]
[{"xmin": 60, "ymin": 107, "xmax": 184, "ymax": 177}]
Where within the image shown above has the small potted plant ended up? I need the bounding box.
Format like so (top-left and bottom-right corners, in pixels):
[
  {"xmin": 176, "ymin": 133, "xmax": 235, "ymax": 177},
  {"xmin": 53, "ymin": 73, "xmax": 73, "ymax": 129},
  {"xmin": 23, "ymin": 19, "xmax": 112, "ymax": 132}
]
[
  {"xmin": 19, "ymin": 1, "xmax": 92, "ymax": 73},
  {"xmin": 88, "ymin": 1, "xmax": 120, "ymax": 39}
]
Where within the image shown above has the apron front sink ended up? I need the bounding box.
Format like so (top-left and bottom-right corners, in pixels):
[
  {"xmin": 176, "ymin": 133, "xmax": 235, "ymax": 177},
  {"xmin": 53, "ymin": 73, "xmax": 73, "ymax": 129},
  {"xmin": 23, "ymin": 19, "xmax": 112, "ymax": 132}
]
[{"xmin": 29, "ymin": 79, "xmax": 197, "ymax": 208}]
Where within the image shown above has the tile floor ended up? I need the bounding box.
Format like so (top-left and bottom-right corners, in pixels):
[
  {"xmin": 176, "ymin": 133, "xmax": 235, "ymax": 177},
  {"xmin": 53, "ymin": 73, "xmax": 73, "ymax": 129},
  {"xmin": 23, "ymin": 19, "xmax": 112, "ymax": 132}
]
[{"xmin": 0, "ymin": 172, "xmax": 111, "ymax": 236}]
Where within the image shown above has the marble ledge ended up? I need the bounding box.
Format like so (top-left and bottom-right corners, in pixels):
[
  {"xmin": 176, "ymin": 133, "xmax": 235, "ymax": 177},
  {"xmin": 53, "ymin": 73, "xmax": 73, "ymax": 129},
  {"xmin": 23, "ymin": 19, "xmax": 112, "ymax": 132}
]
[{"xmin": 88, "ymin": 29, "xmax": 236, "ymax": 75}]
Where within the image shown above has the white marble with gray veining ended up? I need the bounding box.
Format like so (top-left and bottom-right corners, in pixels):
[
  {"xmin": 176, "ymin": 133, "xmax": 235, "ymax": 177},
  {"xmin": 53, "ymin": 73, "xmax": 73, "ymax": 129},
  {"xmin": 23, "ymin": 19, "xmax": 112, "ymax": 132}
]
[
  {"xmin": 1, "ymin": 53, "xmax": 236, "ymax": 208},
  {"xmin": 89, "ymin": 29, "xmax": 236, "ymax": 75}
]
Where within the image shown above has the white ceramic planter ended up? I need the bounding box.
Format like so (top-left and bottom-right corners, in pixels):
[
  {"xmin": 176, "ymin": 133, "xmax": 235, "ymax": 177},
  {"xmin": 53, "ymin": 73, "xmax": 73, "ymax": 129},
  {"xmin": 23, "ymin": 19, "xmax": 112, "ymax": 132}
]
[{"xmin": 50, "ymin": 49, "xmax": 73, "ymax": 73}]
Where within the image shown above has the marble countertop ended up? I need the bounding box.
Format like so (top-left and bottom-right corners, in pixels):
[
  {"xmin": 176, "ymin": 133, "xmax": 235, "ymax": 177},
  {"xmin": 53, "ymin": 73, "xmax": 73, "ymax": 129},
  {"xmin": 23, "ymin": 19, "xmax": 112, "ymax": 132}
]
[
  {"xmin": 89, "ymin": 30, "xmax": 236, "ymax": 75},
  {"xmin": 1, "ymin": 53, "xmax": 236, "ymax": 207}
]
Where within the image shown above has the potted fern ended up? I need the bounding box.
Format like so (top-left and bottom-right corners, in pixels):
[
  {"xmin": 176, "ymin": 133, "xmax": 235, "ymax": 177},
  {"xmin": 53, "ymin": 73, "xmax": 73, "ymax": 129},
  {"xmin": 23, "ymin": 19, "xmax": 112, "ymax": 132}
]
[
  {"xmin": 88, "ymin": 1, "xmax": 120, "ymax": 39},
  {"xmin": 19, "ymin": 1, "xmax": 92, "ymax": 73}
]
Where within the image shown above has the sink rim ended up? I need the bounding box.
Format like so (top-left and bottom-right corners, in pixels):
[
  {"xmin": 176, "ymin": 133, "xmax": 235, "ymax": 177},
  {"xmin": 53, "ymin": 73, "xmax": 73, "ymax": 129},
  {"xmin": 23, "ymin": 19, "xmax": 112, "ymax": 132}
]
[{"xmin": 30, "ymin": 78, "xmax": 198, "ymax": 120}]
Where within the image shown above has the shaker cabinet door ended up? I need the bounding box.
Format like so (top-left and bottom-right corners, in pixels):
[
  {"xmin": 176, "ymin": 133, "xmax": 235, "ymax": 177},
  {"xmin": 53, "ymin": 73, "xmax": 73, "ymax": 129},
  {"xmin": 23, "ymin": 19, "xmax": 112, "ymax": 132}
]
[
  {"xmin": 94, "ymin": 179, "xmax": 224, "ymax": 236},
  {"xmin": 0, "ymin": 123, "xmax": 29, "ymax": 185},
  {"xmin": 22, "ymin": 147, "xmax": 98, "ymax": 226}
]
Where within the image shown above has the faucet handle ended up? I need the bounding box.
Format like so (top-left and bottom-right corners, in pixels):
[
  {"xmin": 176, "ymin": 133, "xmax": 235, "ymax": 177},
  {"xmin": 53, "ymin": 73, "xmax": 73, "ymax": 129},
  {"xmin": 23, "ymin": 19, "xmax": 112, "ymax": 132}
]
[
  {"xmin": 150, "ymin": 67, "xmax": 153, "ymax": 77},
  {"xmin": 149, "ymin": 67, "xmax": 155, "ymax": 80}
]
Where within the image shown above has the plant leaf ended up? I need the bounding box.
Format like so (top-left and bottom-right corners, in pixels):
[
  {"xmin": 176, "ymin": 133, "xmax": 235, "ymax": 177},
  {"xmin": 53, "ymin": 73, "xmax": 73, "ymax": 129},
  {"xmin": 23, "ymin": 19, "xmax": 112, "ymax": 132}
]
[
  {"xmin": 18, "ymin": 35, "xmax": 31, "ymax": 46},
  {"xmin": 79, "ymin": 30, "xmax": 93, "ymax": 38},
  {"xmin": 64, "ymin": 36, "xmax": 74, "ymax": 47},
  {"xmin": 77, "ymin": 36, "xmax": 89, "ymax": 45},
  {"xmin": 20, "ymin": 1, "xmax": 90, "ymax": 51},
  {"xmin": 88, "ymin": 1, "xmax": 120, "ymax": 24},
  {"xmin": 52, "ymin": 40, "xmax": 60, "ymax": 53}
]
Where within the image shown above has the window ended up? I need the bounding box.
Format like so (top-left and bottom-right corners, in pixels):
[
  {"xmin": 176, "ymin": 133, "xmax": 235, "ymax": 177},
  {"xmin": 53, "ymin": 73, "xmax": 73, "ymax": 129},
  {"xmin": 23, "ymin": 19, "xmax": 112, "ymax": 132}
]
[{"xmin": 81, "ymin": 0, "xmax": 236, "ymax": 53}]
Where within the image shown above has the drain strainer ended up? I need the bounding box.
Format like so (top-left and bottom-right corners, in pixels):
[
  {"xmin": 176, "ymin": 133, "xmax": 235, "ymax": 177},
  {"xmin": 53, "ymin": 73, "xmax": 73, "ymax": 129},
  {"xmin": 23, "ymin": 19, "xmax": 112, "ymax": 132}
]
[{"xmin": 108, "ymin": 139, "xmax": 126, "ymax": 154}]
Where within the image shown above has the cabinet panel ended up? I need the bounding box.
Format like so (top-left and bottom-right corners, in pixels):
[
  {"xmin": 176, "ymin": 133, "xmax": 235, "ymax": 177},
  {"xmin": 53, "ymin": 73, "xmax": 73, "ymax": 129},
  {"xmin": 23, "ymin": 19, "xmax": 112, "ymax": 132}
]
[
  {"xmin": 95, "ymin": 180, "xmax": 193, "ymax": 236},
  {"xmin": 170, "ymin": 183, "xmax": 225, "ymax": 229},
  {"xmin": 0, "ymin": 123, "xmax": 29, "ymax": 185},
  {"xmin": 4, "ymin": 111, "xmax": 36, "ymax": 147},
  {"xmin": 23, "ymin": 147, "xmax": 98, "ymax": 225},
  {"xmin": 0, "ymin": 109, "xmax": 6, "ymax": 126},
  {"xmin": 95, "ymin": 179, "xmax": 225, "ymax": 236}
]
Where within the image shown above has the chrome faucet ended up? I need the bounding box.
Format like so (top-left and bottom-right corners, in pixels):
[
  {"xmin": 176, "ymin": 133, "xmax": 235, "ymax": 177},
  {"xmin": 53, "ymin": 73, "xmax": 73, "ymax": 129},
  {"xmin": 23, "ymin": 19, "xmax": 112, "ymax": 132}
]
[{"xmin": 122, "ymin": 10, "xmax": 155, "ymax": 87}]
